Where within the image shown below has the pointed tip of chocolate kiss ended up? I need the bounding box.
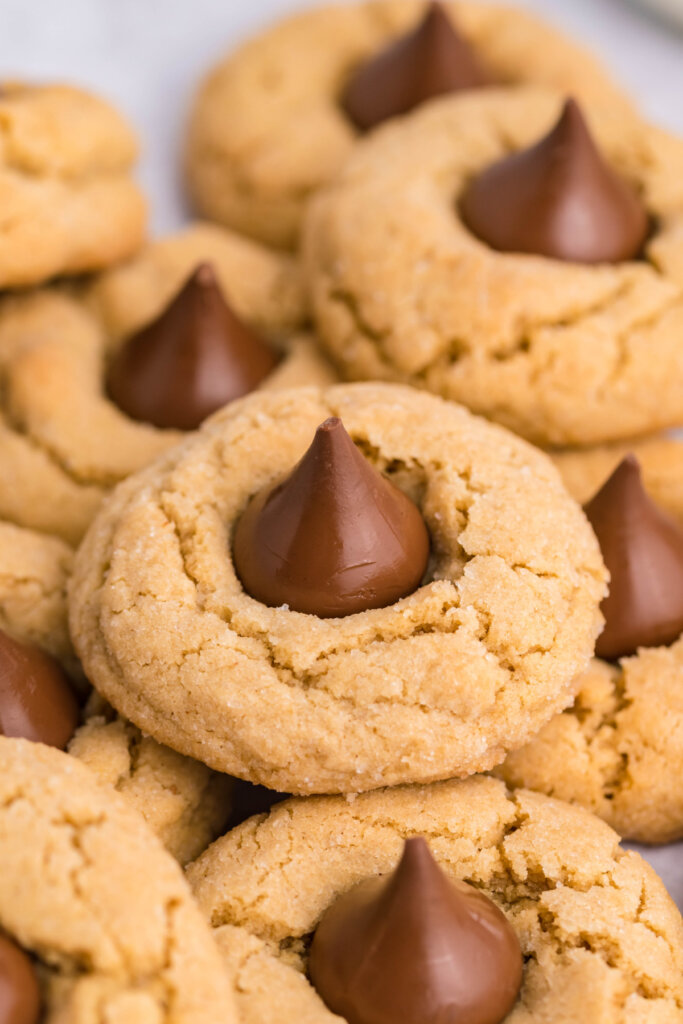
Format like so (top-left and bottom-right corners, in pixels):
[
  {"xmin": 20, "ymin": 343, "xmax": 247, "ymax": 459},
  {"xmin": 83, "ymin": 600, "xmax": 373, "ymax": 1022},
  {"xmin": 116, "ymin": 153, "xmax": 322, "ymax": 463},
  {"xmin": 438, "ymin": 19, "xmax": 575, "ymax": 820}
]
[
  {"xmin": 0, "ymin": 932, "xmax": 41, "ymax": 1024},
  {"xmin": 459, "ymin": 96, "xmax": 649, "ymax": 264},
  {"xmin": 308, "ymin": 835, "xmax": 523, "ymax": 1024},
  {"xmin": 585, "ymin": 455, "xmax": 683, "ymax": 661},
  {"xmin": 106, "ymin": 261, "xmax": 279, "ymax": 431},
  {"xmin": 232, "ymin": 416, "xmax": 430, "ymax": 617},
  {"xmin": 341, "ymin": 1, "xmax": 492, "ymax": 132}
]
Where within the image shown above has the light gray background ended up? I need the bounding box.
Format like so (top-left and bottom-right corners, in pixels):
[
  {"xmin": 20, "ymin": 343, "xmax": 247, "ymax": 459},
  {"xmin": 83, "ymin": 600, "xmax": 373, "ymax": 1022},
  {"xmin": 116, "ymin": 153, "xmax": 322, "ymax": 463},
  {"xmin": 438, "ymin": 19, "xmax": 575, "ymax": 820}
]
[{"xmin": 2, "ymin": 0, "xmax": 683, "ymax": 903}]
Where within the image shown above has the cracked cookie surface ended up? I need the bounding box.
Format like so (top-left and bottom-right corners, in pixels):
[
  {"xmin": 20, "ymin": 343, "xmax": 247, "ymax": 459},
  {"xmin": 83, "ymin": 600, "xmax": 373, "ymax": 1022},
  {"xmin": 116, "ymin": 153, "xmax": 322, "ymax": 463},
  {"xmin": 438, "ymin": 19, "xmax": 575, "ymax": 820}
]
[
  {"xmin": 187, "ymin": 775, "xmax": 683, "ymax": 1023},
  {"xmin": 0, "ymin": 223, "xmax": 330, "ymax": 546},
  {"xmin": 68, "ymin": 383, "xmax": 606, "ymax": 794},
  {"xmin": 186, "ymin": 0, "xmax": 630, "ymax": 250},
  {"xmin": 0, "ymin": 516, "xmax": 232, "ymax": 861},
  {"xmin": 498, "ymin": 437, "xmax": 683, "ymax": 844},
  {"xmin": 0, "ymin": 83, "xmax": 146, "ymax": 287},
  {"xmin": 69, "ymin": 696, "xmax": 233, "ymax": 866},
  {"xmin": 0, "ymin": 737, "xmax": 237, "ymax": 1024},
  {"xmin": 305, "ymin": 87, "xmax": 683, "ymax": 446}
]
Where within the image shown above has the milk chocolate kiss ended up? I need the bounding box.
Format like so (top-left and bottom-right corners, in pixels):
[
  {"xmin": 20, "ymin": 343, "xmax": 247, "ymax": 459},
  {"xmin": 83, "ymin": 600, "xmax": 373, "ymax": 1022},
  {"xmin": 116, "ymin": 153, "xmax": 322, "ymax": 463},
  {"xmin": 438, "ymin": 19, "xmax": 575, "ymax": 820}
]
[
  {"xmin": 342, "ymin": 2, "xmax": 492, "ymax": 132},
  {"xmin": 232, "ymin": 417, "xmax": 430, "ymax": 617},
  {"xmin": 0, "ymin": 630, "xmax": 78, "ymax": 749},
  {"xmin": 309, "ymin": 837, "xmax": 523, "ymax": 1024},
  {"xmin": 585, "ymin": 455, "xmax": 683, "ymax": 661},
  {"xmin": 0, "ymin": 934, "xmax": 41, "ymax": 1024},
  {"xmin": 106, "ymin": 263, "xmax": 279, "ymax": 431},
  {"xmin": 460, "ymin": 98, "xmax": 649, "ymax": 264}
]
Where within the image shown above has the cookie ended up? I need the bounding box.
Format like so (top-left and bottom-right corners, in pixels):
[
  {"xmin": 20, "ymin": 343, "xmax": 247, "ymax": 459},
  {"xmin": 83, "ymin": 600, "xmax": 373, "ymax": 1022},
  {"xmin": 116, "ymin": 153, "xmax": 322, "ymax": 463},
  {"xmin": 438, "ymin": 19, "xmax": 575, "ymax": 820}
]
[
  {"xmin": 0, "ymin": 223, "xmax": 331, "ymax": 546},
  {"xmin": 552, "ymin": 435, "xmax": 683, "ymax": 522},
  {"xmin": 0, "ymin": 522, "xmax": 230, "ymax": 862},
  {"xmin": 0, "ymin": 737, "xmax": 237, "ymax": 1023},
  {"xmin": 305, "ymin": 87, "xmax": 683, "ymax": 446},
  {"xmin": 187, "ymin": 775, "xmax": 683, "ymax": 1022},
  {"xmin": 186, "ymin": 1, "xmax": 630, "ymax": 250},
  {"xmin": 68, "ymin": 383, "xmax": 606, "ymax": 794},
  {"xmin": 0, "ymin": 519, "xmax": 75, "ymax": 672},
  {"xmin": 0, "ymin": 82, "xmax": 145, "ymax": 287},
  {"xmin": 68, "ymin": 696, "xmax": 232, "ymax": 865},
  {"xmin": 498, "ymin": 443, "xmax": 683, "ymax": 844}
]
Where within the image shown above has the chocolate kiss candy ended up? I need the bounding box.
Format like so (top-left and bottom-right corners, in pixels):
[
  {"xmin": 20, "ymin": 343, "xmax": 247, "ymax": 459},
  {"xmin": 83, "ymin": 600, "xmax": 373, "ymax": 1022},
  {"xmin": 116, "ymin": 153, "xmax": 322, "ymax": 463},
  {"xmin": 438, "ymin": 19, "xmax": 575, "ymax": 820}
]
[
  {"xmin": 232, "ymin": 415, "xmax": 430, "ymax": 614},
  {"xmin": 309, "ymin": 836, "xmax": 523, "ymax": 1024},
  {"xmin": 459, "ymin": 97, "xmax": 649, "ymax": 264},
  {"xmin": 106, "ymin": 262, "xmax": 279, "ymax": 431},
  {"xmin": 342, "ymin": 2, "xmax": 492, "ymax": 132},
  {"xmin": 225, "ymin": 781, "xmax": 289, "ymax": 830},
  {"xmin": 0, "ymin": 933, "xmax": 41, "ymax": 1024},
  {"xmin": 233, "ymin": 417, "xmax": 430, "ymax": 617},
  {"xmin": 0, "ymin": 629, "xmax": 79, "ymax": 749},
  {"xmin": 585, "ymin": 455, "xmax": 683, "ymax": 660}
]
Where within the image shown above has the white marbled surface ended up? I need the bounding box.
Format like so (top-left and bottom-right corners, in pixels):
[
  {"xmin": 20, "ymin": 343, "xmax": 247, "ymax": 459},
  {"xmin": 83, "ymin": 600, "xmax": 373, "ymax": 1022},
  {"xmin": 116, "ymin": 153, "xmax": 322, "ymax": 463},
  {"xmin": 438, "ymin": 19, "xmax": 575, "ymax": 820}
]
[{"xmin": 1, "ymin": 0, "xmax": 682, "ymax": 905}]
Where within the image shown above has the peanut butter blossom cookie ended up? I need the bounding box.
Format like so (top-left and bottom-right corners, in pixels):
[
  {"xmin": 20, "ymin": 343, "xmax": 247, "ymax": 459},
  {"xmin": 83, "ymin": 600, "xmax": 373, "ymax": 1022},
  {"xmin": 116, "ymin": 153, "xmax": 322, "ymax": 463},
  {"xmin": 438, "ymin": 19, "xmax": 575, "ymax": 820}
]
[
  {"xmin": 186, "ymin": 0, "xmax": 629, "ymax": 249},
  {"xmin": 69, "ymin": 383, "xmax": 606, "ymax": 794},
  {"xmin": 0, "ymin": 738, "xmax": 237, "ymax": 1024},
  {"xmin": 0, "ymin": 83, "xmax": 145, "ymax": 287},
  {"xmin": 306, "ymin": 88, "xmax": 683, "ymax": 446},
  {"xmin": 0, "ymin": 223, "xmax": 332, "ymax": 546},
  {"xmin": 499, "ymin": 455, "xmax": 683, "ymax": 843},
  {"xmin": 187, "ymin": 775, "xmax": 683, "ymax": 1022}
]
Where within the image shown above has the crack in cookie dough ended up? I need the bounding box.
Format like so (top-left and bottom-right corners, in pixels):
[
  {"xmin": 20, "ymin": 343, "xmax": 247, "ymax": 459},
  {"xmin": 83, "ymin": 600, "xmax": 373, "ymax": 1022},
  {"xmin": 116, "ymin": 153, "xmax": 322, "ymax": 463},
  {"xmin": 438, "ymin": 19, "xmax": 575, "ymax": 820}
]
[
  {"xmin": 0, "ymin": 738, "xmax": 237, "ymax": 1023},
  {"xmin": 0, "ymin": 84, "xmax": 145, "ymax": 287},
  {"xmin": 69, "ymin": 384, "xmax": 606, "ymax": 793},
  {"xmin": 185, "ymin": 0, "xmax": 631, "ymax": 250},
  {"xmin": 305, "ymin": 88, "xmax": 683, "ymax": 446},
  {"xmin": 187, "ymin": 776, "xmax": 683, "ymax": 1022},
  {"xmin": 0, "ymin": 224, "xmax": 330, "ymax": 545}
]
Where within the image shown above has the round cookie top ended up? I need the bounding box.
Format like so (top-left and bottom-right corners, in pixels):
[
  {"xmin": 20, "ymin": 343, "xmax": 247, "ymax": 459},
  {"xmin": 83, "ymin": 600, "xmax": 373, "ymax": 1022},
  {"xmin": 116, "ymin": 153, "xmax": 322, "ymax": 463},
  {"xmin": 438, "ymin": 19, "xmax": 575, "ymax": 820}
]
[
  {"xmin": 0, "ymin": 223, "xmax": 329, "ymax": 546},
  {"xmin": 185, "ymin": 0, "xmax": 630, "ymax": 250},
  {"xmin": 69, "ymin": 383, "xmax": 606, "ymax": 794},
  {"xmin": 0, "ymin": 737, "xmax": 237, "ymax": 1024},
  {"xmin": 305, "ymin": 87, "xmax": 683, "ymax": 446},
  {"xmin": 187, "ymin": 775, "xmax": 683, "ymax": 1023},
  {"xmin": 0, "ymin": 82, "xmax": 145, "ymax": 287}
]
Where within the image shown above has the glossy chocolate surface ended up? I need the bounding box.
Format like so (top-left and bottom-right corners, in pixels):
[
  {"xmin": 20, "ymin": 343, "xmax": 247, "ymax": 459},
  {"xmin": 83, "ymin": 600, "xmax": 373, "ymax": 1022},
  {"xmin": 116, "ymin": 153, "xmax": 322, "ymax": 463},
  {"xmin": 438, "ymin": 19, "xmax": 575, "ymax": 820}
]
[
  {"xmin": 107, "ymin": 262, "xmax": 278, "ymax": 431},
  {"xmin": 232, "ymin": 417, "xmax": 430, "ymax": 617},
  {"xmin": 309, "ymin": 836, "xmax": 523, "ymax": 1024},
  {"xmin": 0, "ymin": 934, "xmax": 41, "ymax": 1024},
  {"xmin": 460, "ymin": 98, "xmax": 649, "ymax": 264},
  {"xmin": 0, "ymin": 630, "xmax": 78, "ymax": 749},
  {"xmin": 585, "ymin": 455, "xmax": 683, "ymax": 660},
  {"xmin": 342, "ymin": 2, "xmax": 491, "ymax": 132}
]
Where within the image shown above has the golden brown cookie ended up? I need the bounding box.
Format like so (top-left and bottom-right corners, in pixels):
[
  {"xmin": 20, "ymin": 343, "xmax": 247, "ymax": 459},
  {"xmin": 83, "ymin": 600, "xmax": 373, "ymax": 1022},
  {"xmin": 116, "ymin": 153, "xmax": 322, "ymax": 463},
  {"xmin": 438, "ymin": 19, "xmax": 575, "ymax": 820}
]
[
  {"xmin": 498, "ymin": 647, "xmax": 683, "ymax": 845},
  {"xmin": 497, "ymin": 437, "xmax": 683, "ymax": 844},
  {"xmin": 69, "ymin": 696, "xmax": 231, "ymax": 865},
  {"xmin": 187, "ymin": 775, "xmax": 683, "ymax": 1022},
  {"xmin": 0, "ymin": 519, "xmax": 75, "ymax": 671},
  {"xmin": 0, "ymin": 516, "xmax": 230, "ymax": 862},
  {"xmin": 0, "ymin": 737, "xmax": 237, "ymax": 1024},
  {"xmin": 68, "ymin": 383, "xmax": 606, "ymax": 794},
  {"xmin": 0, "ymin": 82, "xmax": 145, "ymax": 286},
  {"xmin": 186, "ymin": 1, "xmax": 630, "ymax": 250},
  {"xmin": 0, "ymin": 223, "xmax": 331, "ymax": 546},
  {"xmin": 305, "ymin": 87, "xmax": 683, "ymax": 446}
]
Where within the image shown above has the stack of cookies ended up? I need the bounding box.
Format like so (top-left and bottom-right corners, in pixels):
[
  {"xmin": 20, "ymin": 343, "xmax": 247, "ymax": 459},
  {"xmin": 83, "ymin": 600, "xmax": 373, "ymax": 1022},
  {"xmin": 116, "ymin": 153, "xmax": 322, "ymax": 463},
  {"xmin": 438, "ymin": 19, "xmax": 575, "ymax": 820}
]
[{"xmin": 2, "ymin": 4, "xmax": 683, "ymax": 1022}]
